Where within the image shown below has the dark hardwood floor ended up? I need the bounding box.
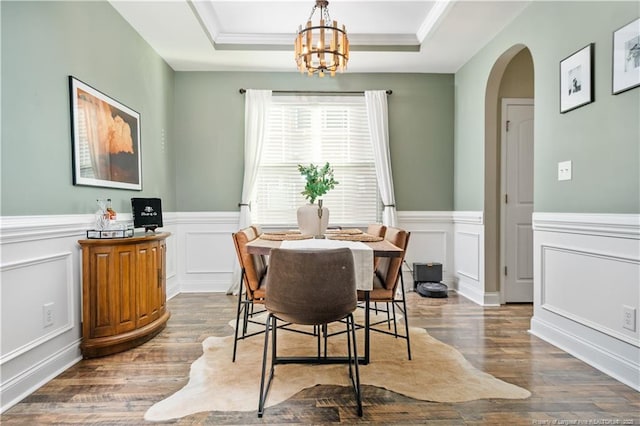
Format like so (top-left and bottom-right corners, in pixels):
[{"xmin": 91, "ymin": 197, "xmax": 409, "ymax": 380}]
[{"xmin": 2, "ymin": 291, "xmax": 638, "ymax": 425}]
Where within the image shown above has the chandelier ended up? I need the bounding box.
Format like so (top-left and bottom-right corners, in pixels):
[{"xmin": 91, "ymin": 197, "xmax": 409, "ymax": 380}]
[{"xmin": 294, "ymin": 0, "xmax": 349, "ymax": 77}]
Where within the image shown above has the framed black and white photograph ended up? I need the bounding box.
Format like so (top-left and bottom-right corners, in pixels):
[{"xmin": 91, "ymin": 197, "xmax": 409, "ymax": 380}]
[
  {"xmin": 69, "ymin": 76, "xmax": 142, "ymax": 190},
  {"xmin": 612, "ymin": 18, "xmax": 640, "ymax": 95},
  {"xmin": 560, "ymin": 44, "xmax": 594, "ymax": 113}
]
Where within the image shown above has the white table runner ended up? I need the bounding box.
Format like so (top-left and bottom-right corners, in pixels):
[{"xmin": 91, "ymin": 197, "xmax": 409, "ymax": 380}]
[{"xmin": 280, "ymin": 239, "xmax": 373, "ymax": 291}]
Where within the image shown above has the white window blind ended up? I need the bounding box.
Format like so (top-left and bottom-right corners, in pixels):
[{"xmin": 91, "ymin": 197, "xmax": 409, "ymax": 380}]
[{"xmin": 253, "ymin": 95, "xmax": 380, "ymax": 226}]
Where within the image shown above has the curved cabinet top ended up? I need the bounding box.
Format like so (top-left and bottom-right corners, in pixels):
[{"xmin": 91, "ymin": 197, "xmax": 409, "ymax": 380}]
[{"xmin": 78, "ymin": 231, "xmax": 171, "ymax": 247}]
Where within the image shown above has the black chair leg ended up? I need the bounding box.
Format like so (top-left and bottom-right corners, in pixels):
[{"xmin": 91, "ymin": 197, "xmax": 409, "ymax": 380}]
[
  {"xmin": 323, "ymin": 323, "xmax": 328, "ymax": 358},
  {"xmin": 399, "ymin": 275, "xmax": 412, "ymax": 360},
  {"xmin": 258, "ymin": 314, "xmax": 275, "ymax": 417},
  {"xmin": 391, "ymin": 301, "xmax": 398, "ymax": 337},
  {"xmin": 242, "ymin": 300, "xmax": 250, "ymax": 335},
  {"xmin": 386, "ymin": 302, "xmax": 392, "ymax": 329},
  {"xmin": 232, "ymin": 269, "xmax": 246, "ymax": 362},
  {"xmin": 347, "ymin": 313, "xmax": 363, "ymax": 417}
]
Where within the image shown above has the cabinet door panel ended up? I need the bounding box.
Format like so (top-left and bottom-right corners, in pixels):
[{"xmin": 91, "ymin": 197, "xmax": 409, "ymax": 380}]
[
  {"xmin": 159, "ymin": 240, "xmax": 167, "ymax": 313},
  {"xmin": 149, "ymin": 242, "xmax": 160, "ymax": 321},
  {"xmin": 89, "ymin": 247, "xmax": 116, "ymax": 338},
  {"xmin": 136, "ymin": 242, "xmax": 160, "ymax": 326},
  {"xmin": 115, "ymin": 246, "xmax": 136, "ymax": 333}
]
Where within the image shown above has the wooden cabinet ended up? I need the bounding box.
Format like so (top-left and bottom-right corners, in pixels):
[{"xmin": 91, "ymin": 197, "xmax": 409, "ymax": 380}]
[{"xmin": 78, "ymin": 233, "xmax": 171, "ymax": 358}]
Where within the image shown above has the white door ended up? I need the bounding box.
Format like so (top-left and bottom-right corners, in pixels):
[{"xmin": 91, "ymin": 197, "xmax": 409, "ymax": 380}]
[{"xmin": 501, "ymin": 99, "xmax": 534, "ymax": 303}]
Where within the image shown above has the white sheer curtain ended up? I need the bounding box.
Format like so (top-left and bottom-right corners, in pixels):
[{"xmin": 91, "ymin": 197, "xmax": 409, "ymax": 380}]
[
  {"xmin": 365, "ymin": 90, "xmax": 398, "ymax": 227},
  {"xmin": 227, "ymin": 89, "xmax": 272, "ymax": 295}
]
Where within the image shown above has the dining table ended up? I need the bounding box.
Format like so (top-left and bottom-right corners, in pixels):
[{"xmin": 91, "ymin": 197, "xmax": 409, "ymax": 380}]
[{"xmin": 246, "ymin": 232, "xmax": 403, "ymax": 364}]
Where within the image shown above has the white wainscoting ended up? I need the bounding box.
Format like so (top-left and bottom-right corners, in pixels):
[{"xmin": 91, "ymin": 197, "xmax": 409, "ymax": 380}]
[
  {"xmin": 531, "ymin": 212, "xmax": 640, "ymax": 391},
  {"xmin": 451, "ymin": 212, "xmax": 496, "ymax": 305},
  {"xmin": 397, "ymin": 211, "xmax": 455, "ymax": 291},
  {"xmin": 173, "ymin": 211, "xmax": 463, "ymax": 295},
  {"xmin": 3, "ymin": 210, "xmax": 637, "ymax": 410},
  {"xmin": 0, "ymin": 214, "xmax": 178, "ymax": 413},
  {"xmin": 174, "ymin": 212, "xmax": 239, "ymax": 293}
]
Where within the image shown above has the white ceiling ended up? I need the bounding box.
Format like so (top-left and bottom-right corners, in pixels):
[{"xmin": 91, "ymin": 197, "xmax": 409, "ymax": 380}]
[{"xmin": 109, "ymin": 0, "xmax": 531, "ymax": 73}]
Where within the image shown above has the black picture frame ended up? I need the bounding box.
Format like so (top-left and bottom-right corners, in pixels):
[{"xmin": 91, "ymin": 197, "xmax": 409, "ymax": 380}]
[
  {"xmin": 612, "ymin": 18, "xmax": 640, "ymax": 95},
  {"xmin": 560, "ymin": 43, "xmax": 595, "ymax": 113},
  {"xmin": 69, "ymin": 76, "xmax": 142, "ymax": 190}
]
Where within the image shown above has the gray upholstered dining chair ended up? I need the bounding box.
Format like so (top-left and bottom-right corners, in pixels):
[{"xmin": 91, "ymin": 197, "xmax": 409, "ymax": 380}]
[{"xmin": 257, "ymin": 248, "xmax": 363, "ymax": 418}]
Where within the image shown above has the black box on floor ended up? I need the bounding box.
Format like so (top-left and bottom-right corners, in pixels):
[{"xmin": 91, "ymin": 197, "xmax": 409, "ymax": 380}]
[{"xmin": 413, "ymin": 262, "xmax": 442, "ymax": 284}]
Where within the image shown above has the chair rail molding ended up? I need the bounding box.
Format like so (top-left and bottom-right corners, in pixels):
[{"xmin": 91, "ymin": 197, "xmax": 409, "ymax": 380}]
[{"xmin": 533, "ymin": 212, "xmax": 639, "ymax": 238}]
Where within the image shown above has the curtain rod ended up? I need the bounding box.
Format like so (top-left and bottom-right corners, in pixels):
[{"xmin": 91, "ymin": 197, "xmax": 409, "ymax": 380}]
[{"xmin": 239, "ymin": 88, "xmax": 392, "ymax": 95}]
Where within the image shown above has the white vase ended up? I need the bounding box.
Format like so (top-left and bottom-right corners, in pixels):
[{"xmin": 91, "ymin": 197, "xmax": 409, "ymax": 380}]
[{"xmin": 297, "ymin": 202, "xmax": 329, "ymax": 237}]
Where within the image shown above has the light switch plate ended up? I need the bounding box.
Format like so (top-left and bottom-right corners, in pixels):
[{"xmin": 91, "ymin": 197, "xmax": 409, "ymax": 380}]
[{"xmin": 558, "ymin": 160, "xmax": 572, "ymax": 181}]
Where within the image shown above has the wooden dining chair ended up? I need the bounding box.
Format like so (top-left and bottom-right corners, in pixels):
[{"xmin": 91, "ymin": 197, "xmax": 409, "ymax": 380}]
[
  {"xmin": 366, "ymin": 223, "xmax": 387, "ymax": 271},
  {"xmin": 357, "ymin": 226, "xmax": 412, "ymax": 360},
  {"xmin": 366, "ymin": 223, "xmax": 387, "ymax": 239},
  {"xmin": 231, "ymin": 227, "xmax": 268, "ymax": 362},
  {"xmin": 250, "ymin": 223, "xmax": 268, "ymax": 266},
  {"xmin": 258, "ymin": 248, "xmax": 363, "ymax": 418},
  {"xmin": 250, "ymin": 224, "xmax": 263, "ymax": 236}
]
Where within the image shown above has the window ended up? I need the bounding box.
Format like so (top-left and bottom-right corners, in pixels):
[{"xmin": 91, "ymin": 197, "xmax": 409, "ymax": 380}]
[{"xmin": 253, "ymin": 95, "xmax": 380, "ymax": 226}]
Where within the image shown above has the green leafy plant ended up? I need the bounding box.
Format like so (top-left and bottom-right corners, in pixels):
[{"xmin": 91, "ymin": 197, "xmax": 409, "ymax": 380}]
[{"xmin": 297, "ymin": 162, "xmax": 339, "ymax": 204}]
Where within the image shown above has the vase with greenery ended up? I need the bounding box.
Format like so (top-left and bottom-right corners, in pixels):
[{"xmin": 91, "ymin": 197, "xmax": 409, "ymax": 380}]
[
  {"xmin": 298, "ymin": 162, "xmax": 338, "ymax": 204},
  {"xmin": 296, "ymin": 162, "xmax": 338, "ymax": 237}
]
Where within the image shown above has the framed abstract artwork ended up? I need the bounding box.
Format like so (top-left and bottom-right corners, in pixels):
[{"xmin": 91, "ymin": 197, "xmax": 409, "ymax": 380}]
[
  {"xmin": 560, "ymin": 44, "xmax": 595, "ymax": 113},
  {"xmin": 612, "ymin": 18, "xmax": 640, "ymax": 95},
  {"xmin": 69, "ymin": 76, "xmax": 142, "ymax": 190}
]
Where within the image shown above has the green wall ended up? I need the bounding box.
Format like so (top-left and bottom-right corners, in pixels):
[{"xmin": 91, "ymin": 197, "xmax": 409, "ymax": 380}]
[
  {"xmin": 455, "ymin": 1, "xmax": 640, "ymax": 213},
  {"xmin": 1, "ymin": 1, "xmax": 176, "ymax": 216},
  {"xmin": 3, "ymin": 1, "xmax": 637, "ymax": 217},
  {"xmin": 1, "ymin": 0, "xmax": 454, "ymax": 216},
  {"xmin": 173, "ymin": 72, "xmax": 455, "ymax": 212}
]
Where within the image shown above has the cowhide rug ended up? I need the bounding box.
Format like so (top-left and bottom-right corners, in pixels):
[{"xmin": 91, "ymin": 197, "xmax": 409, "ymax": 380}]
[{"xmin": 145, "ymin": 312, "xmax": 530, "ymax": 421}]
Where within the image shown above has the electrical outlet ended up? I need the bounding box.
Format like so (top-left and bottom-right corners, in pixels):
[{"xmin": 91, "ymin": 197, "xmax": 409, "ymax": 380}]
[
  {"xmin": 43, "ymin": 302, "xmax": 54, "ymax": 327},
  {"xmin": 623, "ymin": 306, "xmax": 636, "ymax": 332},
  {"xmin": 558, "ymin": 160, "xmax": 572, "ymax": 181}
]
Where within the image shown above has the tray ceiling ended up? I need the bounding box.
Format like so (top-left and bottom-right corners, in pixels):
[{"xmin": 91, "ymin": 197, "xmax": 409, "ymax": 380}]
[{"xmin": 109, "ymin": 0, "xmax": 531, "ymax": 73}]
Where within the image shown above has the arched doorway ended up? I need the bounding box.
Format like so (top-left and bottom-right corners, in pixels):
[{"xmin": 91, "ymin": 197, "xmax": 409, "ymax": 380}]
[{"xmin": 483, "ymin": 45, "xmax": 535, "ymax": 304}]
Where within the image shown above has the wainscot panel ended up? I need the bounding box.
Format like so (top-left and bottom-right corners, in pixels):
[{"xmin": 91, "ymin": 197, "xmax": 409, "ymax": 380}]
[
  {"xmin": 398, "ymin": 211, "xmax": 455, "ymax": 292},
  {"xmin": 452, "ymin": 212, "xmax": 496, "ymax": 305},
  {"xmin": 0, "ymin": 214, "xmax": 178, "ymax": 412},
  {"xmin": 175, "ymin": 212, "xmax": 239, "ymax": 293},
  {"xmin": 531, "ymin": 212, "xmax": 640, "ymax": 391},
  {"xmin": 176, "ymin": 211, "xmax": 460, "ymax": 294}
]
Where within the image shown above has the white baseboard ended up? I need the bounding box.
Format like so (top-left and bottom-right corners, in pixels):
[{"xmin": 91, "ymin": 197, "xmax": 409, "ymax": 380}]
[
  {"xmin": 1, "ymin": 340, "xmax": 81, "ymax": 413},
  {"xmin": 179, "ymin": 279, "xmax": 233, "ymax": 293},
  {"xmin": 531, "ymin": 316, "xmax": 639, "ymax": 391},
  {"xmin": 456, "ymin": 277, "xmax": 500, "ymax": 306}
]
